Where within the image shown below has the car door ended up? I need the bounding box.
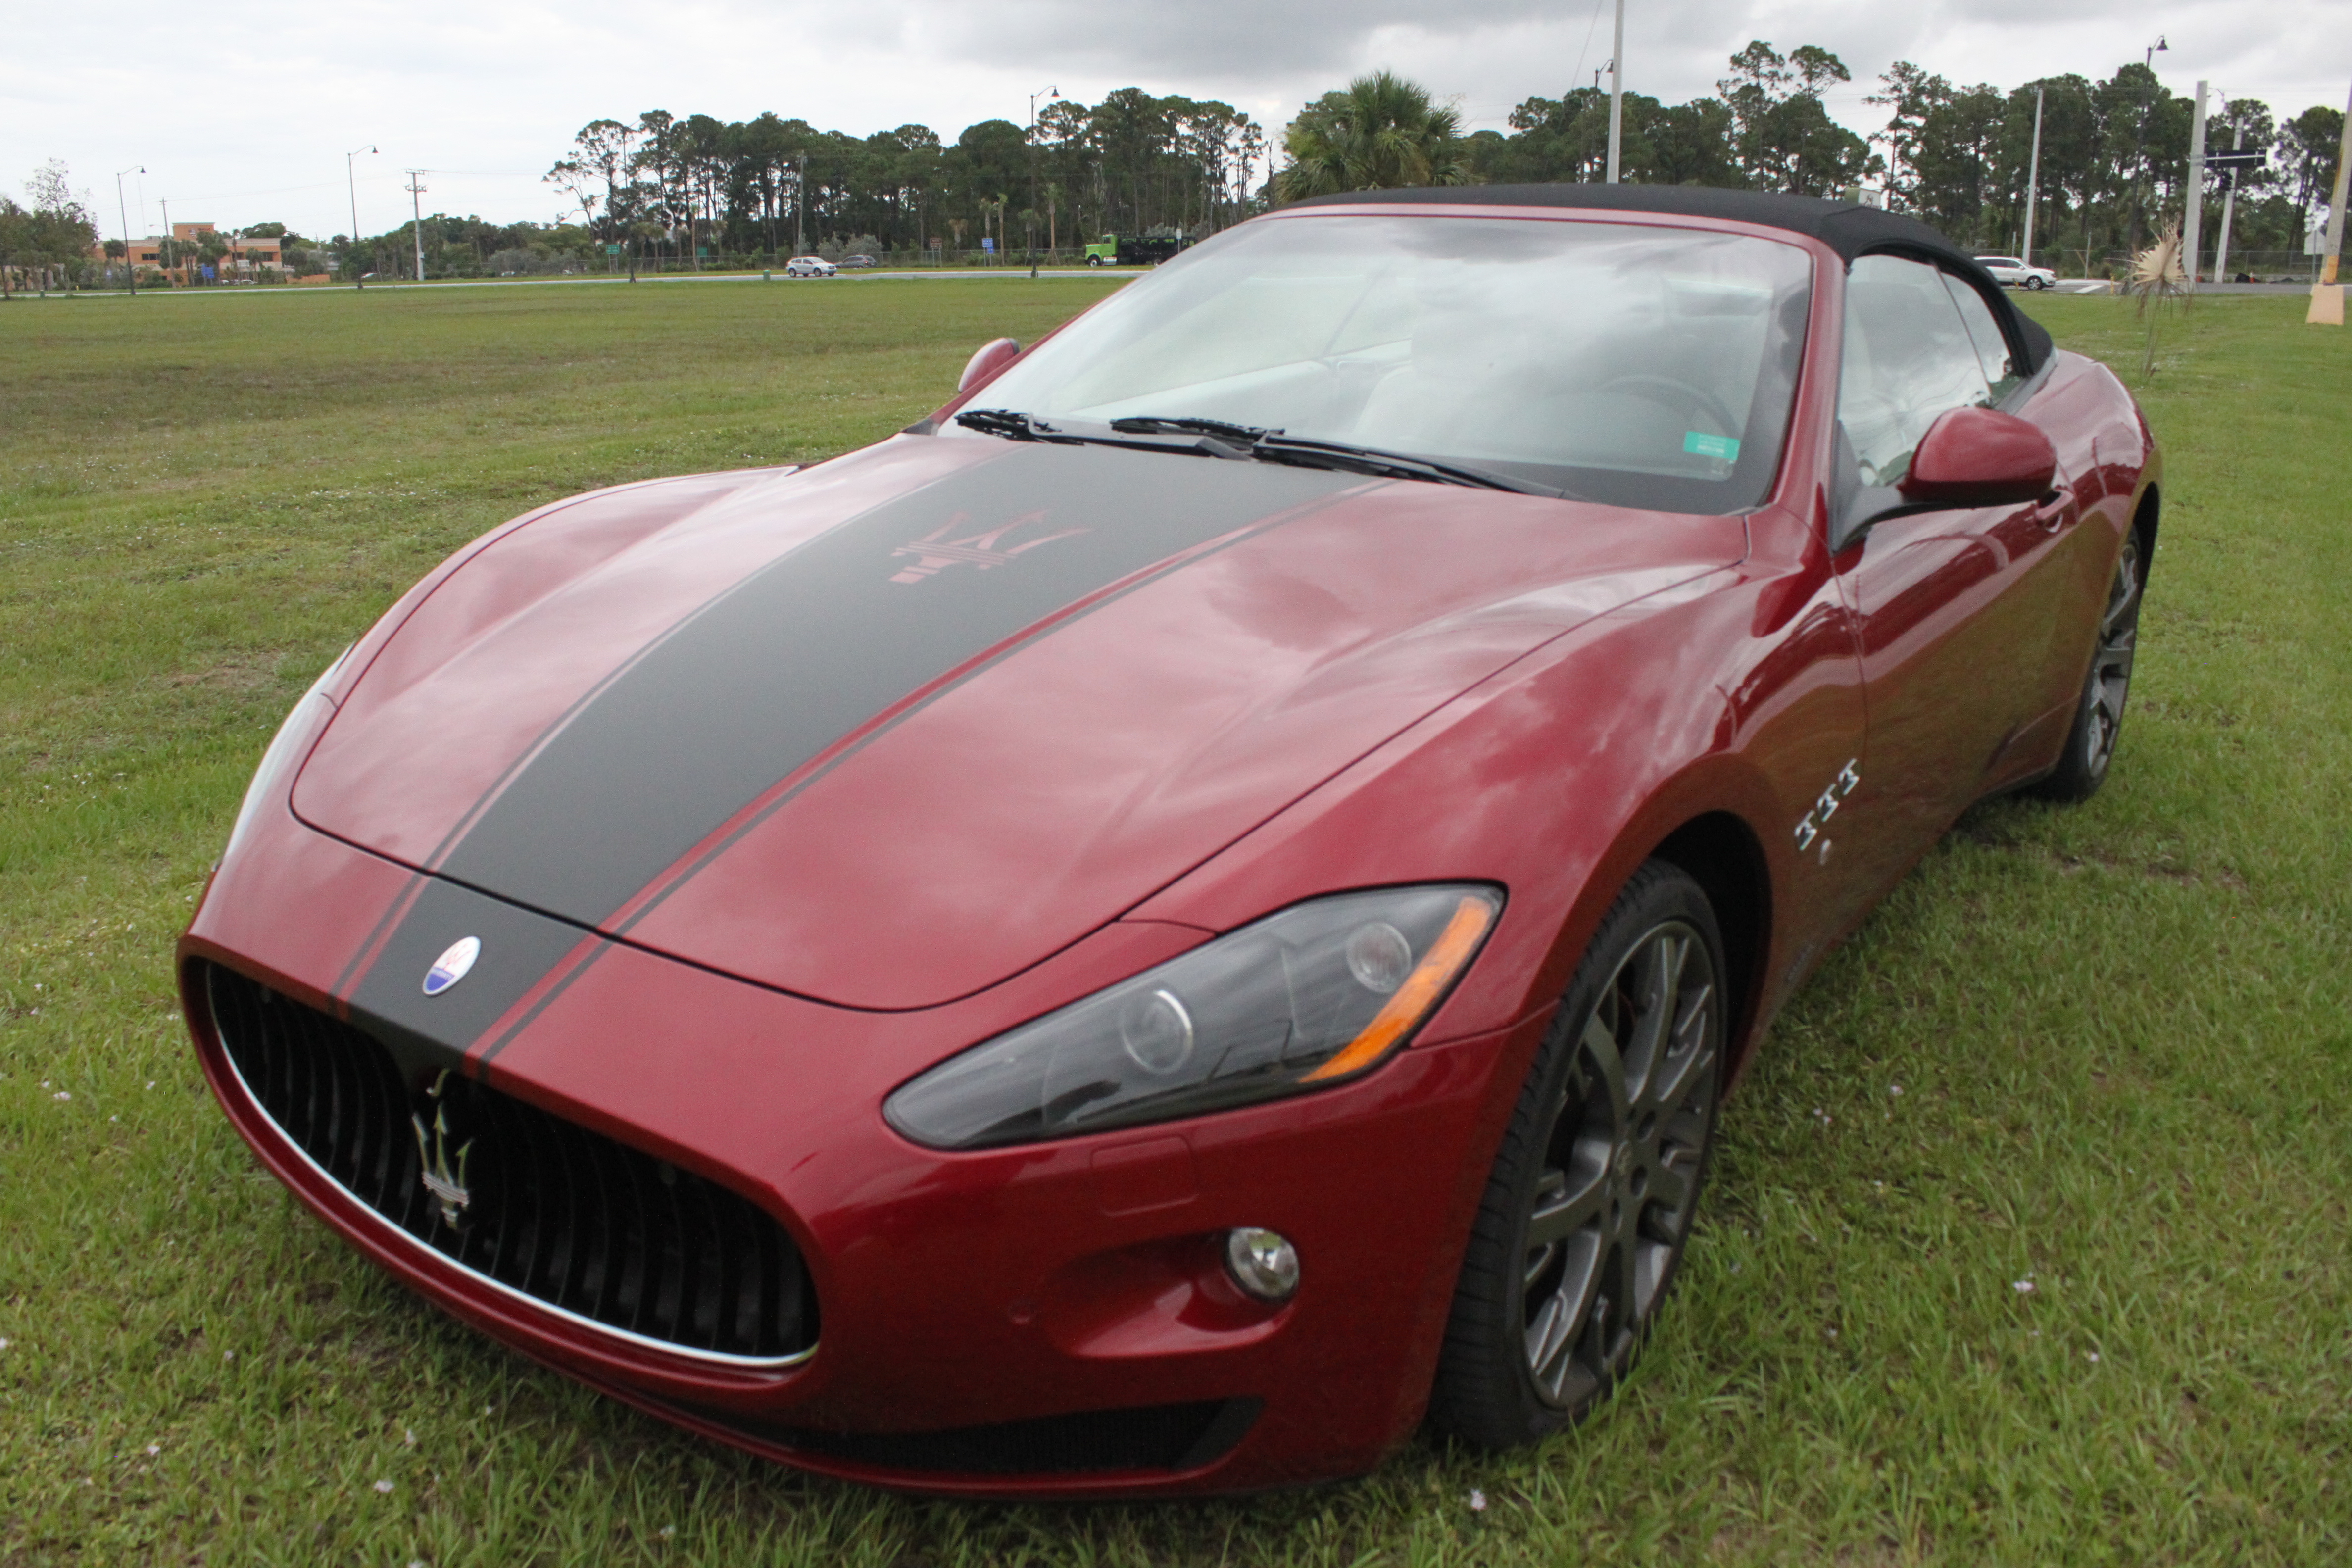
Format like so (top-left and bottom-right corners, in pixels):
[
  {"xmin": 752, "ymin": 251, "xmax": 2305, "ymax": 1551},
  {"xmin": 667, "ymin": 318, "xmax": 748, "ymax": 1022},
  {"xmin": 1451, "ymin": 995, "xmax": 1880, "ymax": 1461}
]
[{"xmin": 1828, "ymin": 253, "xmax": 2076, "ymax": 895}]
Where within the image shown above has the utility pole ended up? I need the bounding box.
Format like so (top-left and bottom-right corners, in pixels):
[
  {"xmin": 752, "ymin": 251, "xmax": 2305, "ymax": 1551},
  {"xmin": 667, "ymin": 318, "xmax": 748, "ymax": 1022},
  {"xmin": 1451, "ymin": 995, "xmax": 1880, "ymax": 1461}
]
[
  {"xmin": 2215, "ymin": 111, "xmax": 2243, "ymax": 282},
  {"xmin": 160, "ymin": 198, "xmax": 172, "ymax": 283},
  {"xmin": 1605, "ymin": 0, "xmax": 1626, "ymax": 183},
  {"xmin": 114, "ymin": 165, "xmax": 143, "ymax": 295},
  {"xmin": 404, "ymin": 170, "xmax": 427, "ymax": 283},
  {"xmin": 2184, "ymin": 82, "xmax": 2208, "ymax": 287},
  {"xmin": 2021, "ymin": 87, "xmax": 2044, "ymax": 269},
  {"xmin": 794, "ymin": 153, "xmax": 806, "ymax": 257},
  {"xmin": 2325, "ymin": 75, "xmax": 2352, "ymax": 286}
]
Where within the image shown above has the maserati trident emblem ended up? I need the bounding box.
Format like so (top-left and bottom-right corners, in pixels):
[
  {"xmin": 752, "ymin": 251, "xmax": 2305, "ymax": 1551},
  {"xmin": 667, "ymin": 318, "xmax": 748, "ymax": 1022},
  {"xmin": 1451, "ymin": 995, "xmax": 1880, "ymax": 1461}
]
[
  {"xmin": 888, "ymin": 509, "xmax": 1089, "ymax": 584},
  {"xmin": 410, "ymin": 1071, "xmax": 474, "ymax": 1229},
  {"xmin": 422, "ymin": 935, "xmax": 481, "ymax": 996}
]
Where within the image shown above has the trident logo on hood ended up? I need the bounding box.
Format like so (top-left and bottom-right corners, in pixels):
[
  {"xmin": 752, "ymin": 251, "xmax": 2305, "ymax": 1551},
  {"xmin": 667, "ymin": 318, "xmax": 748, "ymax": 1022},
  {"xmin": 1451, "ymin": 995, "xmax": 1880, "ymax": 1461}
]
[{"xmin": 889, "ymin": 510, "xmax": 1089, "ymax": 584}]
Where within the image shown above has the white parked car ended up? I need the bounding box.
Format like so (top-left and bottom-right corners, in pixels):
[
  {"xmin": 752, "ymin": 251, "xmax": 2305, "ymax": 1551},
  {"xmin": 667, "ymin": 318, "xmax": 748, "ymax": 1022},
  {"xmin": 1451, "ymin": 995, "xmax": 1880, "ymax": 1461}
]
[
  {"xmin": 1975, "ymin": 255, "xmax": 2057, "ymax": 291},
  {"xmin": 784, "ymin": 256, "xmax": 837, "ymax": 278}
]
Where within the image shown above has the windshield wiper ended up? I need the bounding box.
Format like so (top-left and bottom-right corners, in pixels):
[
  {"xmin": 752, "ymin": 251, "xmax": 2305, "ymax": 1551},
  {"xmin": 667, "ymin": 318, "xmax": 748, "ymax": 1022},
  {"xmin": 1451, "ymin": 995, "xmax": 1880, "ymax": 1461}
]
[
  {"xmin": 955, "ymin": 407, "xmax": 1061, "ymax": 440},
  {"xmin": 1250, "ymin": 435, "xmax": 1559, "ymax": 496},
  {"xmin": 957, "ymin": 409, "xmax": 1556, "ymax": 495},
  {"xmin": 1109, "ymin": 414, "xmax": 1277, "ymax": 445},
  {"xmin": 955, "ymin": 408, "xmax": 1254, "ymax": 459}
]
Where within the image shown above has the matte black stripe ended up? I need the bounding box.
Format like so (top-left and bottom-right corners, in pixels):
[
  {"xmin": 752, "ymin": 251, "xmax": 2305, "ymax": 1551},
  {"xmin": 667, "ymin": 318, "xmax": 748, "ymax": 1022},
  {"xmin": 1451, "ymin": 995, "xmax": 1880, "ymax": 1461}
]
[{"xmin": 349, "ymin": 442, "xmax": 1356, "ymax": 1054}]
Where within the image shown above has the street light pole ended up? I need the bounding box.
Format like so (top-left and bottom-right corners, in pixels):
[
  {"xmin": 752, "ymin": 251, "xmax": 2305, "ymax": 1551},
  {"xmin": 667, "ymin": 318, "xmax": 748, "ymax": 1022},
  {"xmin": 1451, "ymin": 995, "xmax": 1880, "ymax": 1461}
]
[
  {"xmin": 1029, "ymin": 85, "xmax": 1057, "ymax": 278},
  {"xmin": 2126, "ymin": 37, "xmax": 2167, "ymax": 257},
  {"xmin": 2021, "ymin": 87, "xmax": 2044, "ymax": 269},
  {"xmin": 1605, "ymin": 0, "xmax": 1626, "ymax": 183},
  {"xmin": 114, "ymin": 165, "xmax": 143, "ymax": 296},
  {"xmin": 346, "ymin": 146, "xmax": 376, "ymax": 289}
]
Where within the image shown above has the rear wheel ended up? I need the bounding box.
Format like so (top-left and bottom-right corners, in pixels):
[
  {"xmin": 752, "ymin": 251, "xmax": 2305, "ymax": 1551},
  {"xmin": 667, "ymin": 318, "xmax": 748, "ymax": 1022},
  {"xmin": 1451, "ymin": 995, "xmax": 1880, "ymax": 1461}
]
[
  {"xmin": 2032, "ymin": 530, "xmax": 2144, "ymax": 802},
  {"xmin": 1429, "ymin": 862, "xmax": 1725, "ymax": 1449}
]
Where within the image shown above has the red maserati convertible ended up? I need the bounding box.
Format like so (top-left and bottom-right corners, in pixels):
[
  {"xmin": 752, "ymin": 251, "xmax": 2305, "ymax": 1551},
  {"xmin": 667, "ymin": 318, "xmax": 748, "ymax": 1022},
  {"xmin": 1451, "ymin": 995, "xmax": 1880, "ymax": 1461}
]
[{"xmin": 180, "ymin": 185, "xmax": 2156, "ymax": 1495}]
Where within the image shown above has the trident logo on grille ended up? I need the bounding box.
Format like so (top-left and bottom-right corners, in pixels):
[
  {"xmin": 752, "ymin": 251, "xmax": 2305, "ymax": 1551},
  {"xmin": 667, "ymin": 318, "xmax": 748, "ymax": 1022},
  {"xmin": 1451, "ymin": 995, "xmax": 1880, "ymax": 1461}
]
[{"xmin": 410, "ymin": 1071, "xmax": 474, "ymax": 1230}]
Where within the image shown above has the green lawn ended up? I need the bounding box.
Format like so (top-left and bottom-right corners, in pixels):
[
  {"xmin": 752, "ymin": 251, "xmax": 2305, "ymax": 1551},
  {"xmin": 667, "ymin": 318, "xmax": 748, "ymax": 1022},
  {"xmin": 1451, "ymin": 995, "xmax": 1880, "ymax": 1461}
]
[{"xmin": 2, "ymin": 282, "xmax": 2346, "ymax": 1566}]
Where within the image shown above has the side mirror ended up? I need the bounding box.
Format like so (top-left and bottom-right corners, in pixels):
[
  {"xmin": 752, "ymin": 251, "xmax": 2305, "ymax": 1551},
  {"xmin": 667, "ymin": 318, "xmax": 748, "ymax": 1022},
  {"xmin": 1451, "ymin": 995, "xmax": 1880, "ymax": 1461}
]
[
  {"xmin": 958, "ymin": 336, "xmax": 1023, "ymax": 394},
  {"xmin": 1897, "ymin": 405, "xmax": 2057, "ymax": 508}
]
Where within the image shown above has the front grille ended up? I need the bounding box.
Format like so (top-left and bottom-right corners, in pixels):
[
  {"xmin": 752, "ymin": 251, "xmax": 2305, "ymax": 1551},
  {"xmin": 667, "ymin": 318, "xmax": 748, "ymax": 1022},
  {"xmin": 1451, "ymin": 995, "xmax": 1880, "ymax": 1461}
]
[{"xmin": 202, "ymin": 961, "xmax": 817, "ymax": 1364}]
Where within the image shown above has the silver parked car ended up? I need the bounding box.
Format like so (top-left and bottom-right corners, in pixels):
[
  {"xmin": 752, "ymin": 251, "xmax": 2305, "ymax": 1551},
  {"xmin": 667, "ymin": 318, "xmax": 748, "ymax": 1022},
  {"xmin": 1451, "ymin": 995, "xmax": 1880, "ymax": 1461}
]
[
  {"xmin": 1975, "ymin": 254, "xmax": 2057, "ymax": 291},
  {"xmin": 784, "ymin": 256, "xmax": 838, "ymax": 279}
]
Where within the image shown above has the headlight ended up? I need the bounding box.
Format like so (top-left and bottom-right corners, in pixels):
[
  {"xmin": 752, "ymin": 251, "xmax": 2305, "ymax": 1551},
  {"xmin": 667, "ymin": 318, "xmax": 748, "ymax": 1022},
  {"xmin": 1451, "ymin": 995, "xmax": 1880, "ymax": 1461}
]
[
  {"xmin": 884, "ymin": 885, "xmax": 1501, "ymax": 1150},
  {"xmin": 220, "ymin": 648, "xmax": 348, "ymax": 863}
]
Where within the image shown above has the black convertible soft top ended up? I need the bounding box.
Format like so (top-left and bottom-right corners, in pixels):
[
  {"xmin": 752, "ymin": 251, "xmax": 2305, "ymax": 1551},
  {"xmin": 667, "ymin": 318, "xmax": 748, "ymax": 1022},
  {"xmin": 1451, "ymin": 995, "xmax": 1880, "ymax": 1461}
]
[{"xmin": 1289, "ymin": 182, "xmax": 2055, "ymax": 375}]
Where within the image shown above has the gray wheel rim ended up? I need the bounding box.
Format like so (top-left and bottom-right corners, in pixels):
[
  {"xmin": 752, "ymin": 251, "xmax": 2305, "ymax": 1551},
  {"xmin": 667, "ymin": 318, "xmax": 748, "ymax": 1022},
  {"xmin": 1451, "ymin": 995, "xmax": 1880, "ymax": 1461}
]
[
  {"xmin": 2083, "ymin": 536, "xmax": 2142, "ymax": 776},
  {"xmin": 1520, "ymin": 918, "xmax": 1720, "ymax": 1410}
]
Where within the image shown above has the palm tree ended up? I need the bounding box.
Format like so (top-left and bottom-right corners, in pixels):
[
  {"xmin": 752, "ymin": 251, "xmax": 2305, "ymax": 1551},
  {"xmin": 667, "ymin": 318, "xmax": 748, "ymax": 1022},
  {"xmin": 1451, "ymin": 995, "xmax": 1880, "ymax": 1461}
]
[{"xmin": 1277, "ymin": 72, "xmax": 1472, "ymax": 201}]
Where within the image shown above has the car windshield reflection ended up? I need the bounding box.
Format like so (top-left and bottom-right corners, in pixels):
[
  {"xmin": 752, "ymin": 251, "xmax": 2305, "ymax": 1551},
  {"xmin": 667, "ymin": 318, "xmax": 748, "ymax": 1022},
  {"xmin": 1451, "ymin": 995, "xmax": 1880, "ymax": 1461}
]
[{"xmin": 959, "ymin": 213, "xmax": 1813, "ymax": 513}]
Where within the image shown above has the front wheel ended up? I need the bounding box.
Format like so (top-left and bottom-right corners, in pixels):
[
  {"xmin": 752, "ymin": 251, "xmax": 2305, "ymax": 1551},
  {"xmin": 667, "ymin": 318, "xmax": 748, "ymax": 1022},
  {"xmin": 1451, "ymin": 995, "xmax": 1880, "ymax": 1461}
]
[
  {"xmin": 2031, "ymin": 530, "xmax": 2144, "ymax": 802},
  {"xmin": 1429, "ymin": 861, "xmax": 1725, "ymax": 1450},
  {"xmin": 2027, "ymin": 275, "xmax": 2050, "ymax": 291},
  {"xmin": 1085, "ymin": 255, "xmax": 1103, "ymax": 267}
]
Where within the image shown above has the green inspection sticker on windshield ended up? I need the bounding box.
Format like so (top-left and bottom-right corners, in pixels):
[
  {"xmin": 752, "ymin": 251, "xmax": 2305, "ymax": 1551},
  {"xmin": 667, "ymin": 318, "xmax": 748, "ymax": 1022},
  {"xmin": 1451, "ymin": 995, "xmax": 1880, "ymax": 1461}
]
[{"xmin": 1684, "ymin": 431, "xmax": 1741, "ymax": 462}]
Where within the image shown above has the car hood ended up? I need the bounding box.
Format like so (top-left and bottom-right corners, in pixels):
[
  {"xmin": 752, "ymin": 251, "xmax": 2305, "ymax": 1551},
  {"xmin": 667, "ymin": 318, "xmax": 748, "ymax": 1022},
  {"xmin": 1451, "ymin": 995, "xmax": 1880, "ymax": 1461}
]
[{"xmin": 293, "ymin": 436, "xmax": 1742, "ymax": 1009}]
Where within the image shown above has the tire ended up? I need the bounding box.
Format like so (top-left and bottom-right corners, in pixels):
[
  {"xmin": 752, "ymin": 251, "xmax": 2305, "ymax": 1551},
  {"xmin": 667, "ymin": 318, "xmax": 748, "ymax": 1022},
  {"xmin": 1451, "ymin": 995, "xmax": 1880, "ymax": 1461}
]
[
  {"xmin": 2027, "ymin": 275, "xmax": 2050, "ymax": 291},
  {"xmin": 1086, "ymin": 255, "xmax": 1104, "ymax": 267},
  {"xmin": 1429, "ymin": 861, "xmax": 1726, "ymax": 1450},
  {"xmin": 2030, "ymin": 529, "xmax": 2145, "ymax": 803}
]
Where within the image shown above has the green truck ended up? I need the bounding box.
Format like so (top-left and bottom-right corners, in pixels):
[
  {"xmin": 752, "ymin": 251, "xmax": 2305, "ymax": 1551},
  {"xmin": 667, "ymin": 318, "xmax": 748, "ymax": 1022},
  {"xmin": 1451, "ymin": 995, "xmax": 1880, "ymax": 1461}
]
[{"xmin": 1082, "ymin": 233, "xmax": 1194, "ymax": 267}]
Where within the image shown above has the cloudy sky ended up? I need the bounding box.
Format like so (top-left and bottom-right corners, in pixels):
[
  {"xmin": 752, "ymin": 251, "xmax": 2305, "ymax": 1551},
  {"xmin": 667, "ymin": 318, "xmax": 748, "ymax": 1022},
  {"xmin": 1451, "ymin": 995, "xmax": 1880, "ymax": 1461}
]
[{"xmin": 8, "ymin": 0, "xmax": 2346, "ymax": 241}]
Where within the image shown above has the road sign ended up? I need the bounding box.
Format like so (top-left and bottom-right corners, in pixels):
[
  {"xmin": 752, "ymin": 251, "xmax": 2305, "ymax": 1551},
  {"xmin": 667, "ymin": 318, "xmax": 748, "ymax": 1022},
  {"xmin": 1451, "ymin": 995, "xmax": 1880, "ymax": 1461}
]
[
  {"xmin": 982, "ymin": 237, "xmax": 995, "ymax": 253},
  {"xmin": 2205, "ymin": 148, "xmax": 2266, "ymax": 169}
]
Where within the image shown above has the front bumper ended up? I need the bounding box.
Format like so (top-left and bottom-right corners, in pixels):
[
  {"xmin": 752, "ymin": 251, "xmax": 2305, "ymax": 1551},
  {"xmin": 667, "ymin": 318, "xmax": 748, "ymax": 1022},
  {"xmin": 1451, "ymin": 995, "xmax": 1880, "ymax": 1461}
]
[{"xmin": 181, "ymin": 817, "xmax": 1532, "ymax": 1496}]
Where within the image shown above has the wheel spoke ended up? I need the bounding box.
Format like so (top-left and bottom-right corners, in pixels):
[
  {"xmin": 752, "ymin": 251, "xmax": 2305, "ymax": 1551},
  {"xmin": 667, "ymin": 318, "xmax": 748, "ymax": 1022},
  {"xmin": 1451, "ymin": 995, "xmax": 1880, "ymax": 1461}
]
[
  {"xmin": 1551, "ymin": 1231, "xmax": 1602, "ymax": 1338},
  {"xmin": 1647, "ymin": 1039, "xmax": 1716, "ymax": 1121},
  {"xmin": 1523, "ymin": 1241, "xmax": 1558, "ymax": 1291},
  {"xmin": 1607, "ymin": 1225, "xmax": 1644, "ymax": 1324},
  {"xmin": 1621, "ymin": 933, "xmax": 1685, "ymax": 1101},
  {"xmin": 1579, "ymin": 1010, "xmax": 1631, "ymax": 1130},
  {"xmin": 1526, "ymin": 1159, "xmax": 1607, "ymax": 1250},
  {"xmin": 1641, "ymin": 1150, "xmax": 1700, "ymax": 1242},
  {"xmin": 1525, "ymin": 1294, "xmax": 1574, "ymax": 1398}
]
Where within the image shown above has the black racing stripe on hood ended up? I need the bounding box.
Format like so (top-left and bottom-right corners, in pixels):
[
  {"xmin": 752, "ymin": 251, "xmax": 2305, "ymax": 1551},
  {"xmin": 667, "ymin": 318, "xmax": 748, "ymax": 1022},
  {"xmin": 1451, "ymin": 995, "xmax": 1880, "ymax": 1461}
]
[{"xmin": 347, "ymin": 441, "xmax": 1356, "ymax": 1055}]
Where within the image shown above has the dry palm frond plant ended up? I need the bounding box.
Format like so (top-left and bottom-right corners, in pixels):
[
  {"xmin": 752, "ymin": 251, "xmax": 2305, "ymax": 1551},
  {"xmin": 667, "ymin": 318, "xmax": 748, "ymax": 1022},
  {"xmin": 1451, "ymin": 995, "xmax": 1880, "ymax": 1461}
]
[{"xmin": 2130, "ymin": 219, "xmax": 2189, "ymax": 378}]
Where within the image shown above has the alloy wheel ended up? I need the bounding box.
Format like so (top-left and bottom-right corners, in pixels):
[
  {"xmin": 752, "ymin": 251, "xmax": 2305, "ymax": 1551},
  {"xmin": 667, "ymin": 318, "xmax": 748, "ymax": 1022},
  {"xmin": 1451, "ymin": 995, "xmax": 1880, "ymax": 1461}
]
[
  {"xmin": 2083, "ymin": 534, "xmax": 2143, "ymax": 776},
  {"xmin": 1519, "ymin": 918, "xmax": 1720, "ymax": 1409}
]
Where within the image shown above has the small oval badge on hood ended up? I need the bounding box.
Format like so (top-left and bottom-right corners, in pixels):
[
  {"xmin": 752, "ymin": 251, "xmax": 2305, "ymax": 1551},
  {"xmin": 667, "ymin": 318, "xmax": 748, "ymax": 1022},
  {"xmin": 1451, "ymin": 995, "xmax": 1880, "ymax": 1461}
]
[{"xmin": 422, "ymin": 936, "xmax": 482, "ymax": 997}]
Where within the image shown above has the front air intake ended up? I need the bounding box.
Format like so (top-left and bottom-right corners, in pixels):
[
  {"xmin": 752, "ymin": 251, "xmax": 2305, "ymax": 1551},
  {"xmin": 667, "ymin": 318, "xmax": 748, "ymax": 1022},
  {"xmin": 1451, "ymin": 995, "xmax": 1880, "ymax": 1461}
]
[{"xmin": 201, "ymin": 961, "xmax": 817, "ymax": 1366}]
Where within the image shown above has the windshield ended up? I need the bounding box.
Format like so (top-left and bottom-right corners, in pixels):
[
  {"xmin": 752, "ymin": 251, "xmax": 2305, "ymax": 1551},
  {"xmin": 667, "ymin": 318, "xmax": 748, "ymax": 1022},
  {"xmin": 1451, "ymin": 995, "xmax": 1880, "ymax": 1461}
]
[{"xmin": 959, "ymin": 213, "xmax": 1813, "ymax": 513}]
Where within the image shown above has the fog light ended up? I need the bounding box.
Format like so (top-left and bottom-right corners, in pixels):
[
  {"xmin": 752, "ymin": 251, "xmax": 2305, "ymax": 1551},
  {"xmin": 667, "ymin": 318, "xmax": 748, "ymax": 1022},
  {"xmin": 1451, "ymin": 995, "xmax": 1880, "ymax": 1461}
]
[{"xmin": 1224, "ymin": 1227, "xmax": 1300, "ymax": 1302}]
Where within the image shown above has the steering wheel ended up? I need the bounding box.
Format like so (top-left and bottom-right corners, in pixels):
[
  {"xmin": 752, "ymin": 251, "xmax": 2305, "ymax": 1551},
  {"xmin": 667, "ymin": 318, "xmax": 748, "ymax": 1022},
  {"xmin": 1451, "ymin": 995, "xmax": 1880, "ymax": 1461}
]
[{"xmin": 1593, "ymin": 374, "xmax": 1743, "ymax": 452}]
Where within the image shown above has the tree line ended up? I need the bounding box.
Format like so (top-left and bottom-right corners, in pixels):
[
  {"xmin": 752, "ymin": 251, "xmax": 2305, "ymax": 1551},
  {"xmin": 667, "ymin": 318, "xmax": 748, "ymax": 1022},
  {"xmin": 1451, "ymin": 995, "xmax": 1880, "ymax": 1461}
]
[
  {"xmin": 1291, "ymin": 47, "xmax": 2342, "ymax": 273},
  {"xmin": 0, "ymin": 161, "xmax": 102, "ymax": 296},
  {"xmin": 530, "ymin": 93, "xmax": 1266, "ymax": 272},
  {"xmin": 10, "ymin": 46, "xmax": 2345, "ymax": 291}
]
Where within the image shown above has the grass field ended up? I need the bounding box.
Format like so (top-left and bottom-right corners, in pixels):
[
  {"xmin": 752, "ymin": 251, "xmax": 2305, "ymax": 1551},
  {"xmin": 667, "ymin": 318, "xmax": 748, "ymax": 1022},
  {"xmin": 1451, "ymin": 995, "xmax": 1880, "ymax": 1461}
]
[{"xmin": 2, "ymin": 280, "xmax": 2346, "ymax": 1566}]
